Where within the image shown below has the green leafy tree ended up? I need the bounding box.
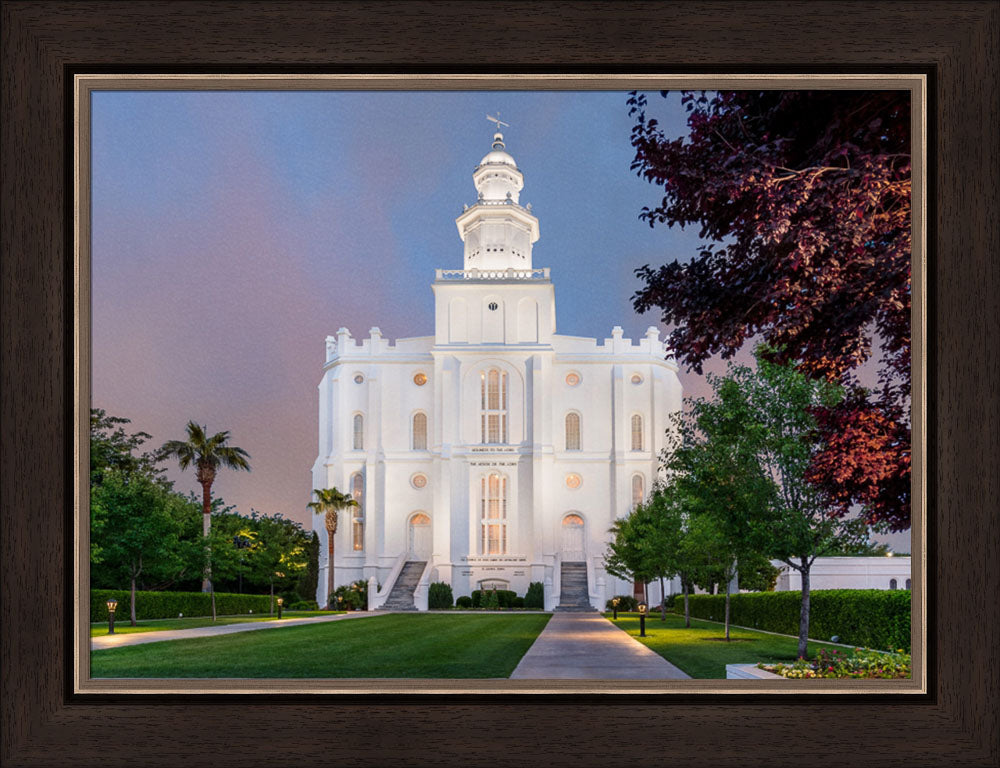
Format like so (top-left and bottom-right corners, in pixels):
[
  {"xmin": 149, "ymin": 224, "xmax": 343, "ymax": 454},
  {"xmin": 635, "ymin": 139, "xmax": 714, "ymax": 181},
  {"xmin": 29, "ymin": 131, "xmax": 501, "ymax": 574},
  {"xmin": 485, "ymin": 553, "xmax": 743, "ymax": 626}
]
[
  {"xmin": 90, "ymin": 408, "xmax": 164, "ymax": 486},
  {"xmin": 667, "ymin": 348, "xmax": 873, "ymax": 657},
  {"xmin": 90, "ymin": 470, "xmax": 184, "ymax": 625},
  {"xmin": 737, "ymin": 552, "xmax": 781, "ymax": 592},
  {"xmin": 160, "ymin": 422, "xmax": 251, "ymax": 592},
  {"xmin": 296, "ymin": 531, "xmax": 320, "ymax": 603},
  {"xmin": 306, "ymin": 487, "xmax": 358, "ymax": 609},
  {"xmin": 604, "ymin": 510, "xmax": 656, "ymax": 601},
  {"xmin": 248, "ymin": 513, "xmax": 309, "ymax": 614}
]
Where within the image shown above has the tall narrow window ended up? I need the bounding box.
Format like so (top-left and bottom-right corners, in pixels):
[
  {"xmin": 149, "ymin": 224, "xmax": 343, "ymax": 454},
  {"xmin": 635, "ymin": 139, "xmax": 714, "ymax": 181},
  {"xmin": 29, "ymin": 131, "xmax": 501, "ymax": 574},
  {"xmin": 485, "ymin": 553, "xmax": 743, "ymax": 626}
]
[
  {"xmin": 631, "ymin": 474, "xmax": 644, "ymax": 508},
  {"xmin": 352, "ymin": 414, "xmax": 364, "ymax": 450},
  {"xmin": 480, "ymin": 368, "xmax": 508, "ymax": 444},
  {"xmin": 480, "ymin": 473, "xmax": 507, "ymax": 554},
  {"xmin": 412, "ymin": 412, "xmax": 427, "ymax": 450},
  {"xmin": 351, "ymin": 472, "xmax": 364, "ymax": 551},
  {"xmin": 565, "ymin": 412, "xmax": 581, "ymax": 451},
  {"xmin": 889, "ymin": 578, "xmax": 897, "ymax": 590},
  {"xmin": 631, "ymin": 414, "xmax": 643, "ymax": 451}
]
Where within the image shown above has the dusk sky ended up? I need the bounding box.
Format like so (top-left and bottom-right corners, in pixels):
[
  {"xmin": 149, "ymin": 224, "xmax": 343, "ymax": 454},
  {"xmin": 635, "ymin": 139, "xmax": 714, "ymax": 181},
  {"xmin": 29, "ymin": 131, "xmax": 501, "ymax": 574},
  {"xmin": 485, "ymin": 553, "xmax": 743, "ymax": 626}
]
[{"xmin": 91, "ymin": 89, "xmax": 909, "ymax": 551}]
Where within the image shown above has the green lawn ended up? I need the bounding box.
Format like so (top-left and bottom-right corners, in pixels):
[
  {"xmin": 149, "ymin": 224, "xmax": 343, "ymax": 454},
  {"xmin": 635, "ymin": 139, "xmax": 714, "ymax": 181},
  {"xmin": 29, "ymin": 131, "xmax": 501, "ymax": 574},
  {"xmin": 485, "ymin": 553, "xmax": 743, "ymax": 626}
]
[
  {"xmin": 605, "ymin": 612, "xmax": 847, "ymax": 679},
  {"xmin": 91, "ymin": 613, "xmax": 551, "ymax": 678},
  {"xmin": 89, "ymin": 611, "xmax": 343, "ymax": 637}
]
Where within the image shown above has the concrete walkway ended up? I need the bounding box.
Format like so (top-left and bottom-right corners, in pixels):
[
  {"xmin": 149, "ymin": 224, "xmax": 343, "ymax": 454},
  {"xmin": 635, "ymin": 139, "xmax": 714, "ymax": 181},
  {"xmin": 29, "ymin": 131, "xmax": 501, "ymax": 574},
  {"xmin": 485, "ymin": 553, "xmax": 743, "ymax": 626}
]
[
  {"xmin": 510, "ymin": 613, "xmax": 690, "ymax": 679},
  {"xmin": 91, "ymin": 611, "xmax": 378, "ymax": 650}
]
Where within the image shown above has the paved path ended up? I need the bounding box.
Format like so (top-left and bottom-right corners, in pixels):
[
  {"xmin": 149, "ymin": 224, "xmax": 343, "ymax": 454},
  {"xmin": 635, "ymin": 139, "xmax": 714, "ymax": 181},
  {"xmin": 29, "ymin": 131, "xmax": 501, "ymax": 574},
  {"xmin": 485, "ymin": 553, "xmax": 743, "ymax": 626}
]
[
  {"xmin": 91, "ymin": 611, "xmax": 377, "ymax": 650},
  {"xmin": 510, "ymin": 613, "xmax": 690, "ymax": 679}
]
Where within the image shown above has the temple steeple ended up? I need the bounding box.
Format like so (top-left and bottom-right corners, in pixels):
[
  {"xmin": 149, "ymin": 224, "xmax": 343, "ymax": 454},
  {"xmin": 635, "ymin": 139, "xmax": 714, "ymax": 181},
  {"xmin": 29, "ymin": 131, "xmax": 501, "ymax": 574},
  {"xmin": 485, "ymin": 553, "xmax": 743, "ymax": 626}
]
[{"xmin": 454, "ymin": 117, "xmax": 540, "ymax": 271}]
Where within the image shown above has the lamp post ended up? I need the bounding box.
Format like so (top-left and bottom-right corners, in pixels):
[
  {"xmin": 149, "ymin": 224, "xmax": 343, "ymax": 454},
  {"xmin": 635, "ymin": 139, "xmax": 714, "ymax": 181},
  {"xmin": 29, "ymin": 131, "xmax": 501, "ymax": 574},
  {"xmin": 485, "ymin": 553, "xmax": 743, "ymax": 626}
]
[
  {"xmin": 276, "ymin": 597, "xmax": 284, "ymax": 620},
  {"xmin": 638, "ymin": 600, "xmax": 648, "ymax": 637},
  {"xmin": 106, "ymin": 598, "xmax": 118, "ymax": 634},
  {"xmin": 337, "ymin": 595, "xmax": 344, "ymax": 612},
  {"xmin": 612, "ymin": 597, "xmax": 620, "ymax": 621}
]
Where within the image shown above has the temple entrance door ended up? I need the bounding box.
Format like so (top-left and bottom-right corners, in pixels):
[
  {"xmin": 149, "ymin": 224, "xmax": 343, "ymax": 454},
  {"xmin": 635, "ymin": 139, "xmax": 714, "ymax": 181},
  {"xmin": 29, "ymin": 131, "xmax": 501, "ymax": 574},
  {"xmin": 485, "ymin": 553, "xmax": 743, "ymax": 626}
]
[
  {"xmin": 561, "ymin": 514, "xmax": 585, "ymax": 561},
  {"xmin": 409, "ymin": 513, "xmax": 432, "ymax": 560}
]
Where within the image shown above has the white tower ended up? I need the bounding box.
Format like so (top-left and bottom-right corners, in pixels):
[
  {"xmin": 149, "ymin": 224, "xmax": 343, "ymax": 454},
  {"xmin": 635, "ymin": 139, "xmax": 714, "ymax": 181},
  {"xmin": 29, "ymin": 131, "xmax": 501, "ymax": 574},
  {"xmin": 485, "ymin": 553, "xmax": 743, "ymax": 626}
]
[
  {"xmin": 454, "ymin": 125, "xmax": 540, "ymax": 272},
  {"xmin": 433, "ymin": 120, "xmax": 555, "ymax": 346}
]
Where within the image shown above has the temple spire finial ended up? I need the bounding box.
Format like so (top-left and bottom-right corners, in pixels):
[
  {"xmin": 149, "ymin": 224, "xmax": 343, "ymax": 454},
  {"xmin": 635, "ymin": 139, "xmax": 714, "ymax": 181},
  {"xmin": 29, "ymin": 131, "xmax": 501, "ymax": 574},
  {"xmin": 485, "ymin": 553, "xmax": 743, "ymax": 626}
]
[{"xmin": 486, "ymin": 113, "xmax": 510, "ymax": 148}]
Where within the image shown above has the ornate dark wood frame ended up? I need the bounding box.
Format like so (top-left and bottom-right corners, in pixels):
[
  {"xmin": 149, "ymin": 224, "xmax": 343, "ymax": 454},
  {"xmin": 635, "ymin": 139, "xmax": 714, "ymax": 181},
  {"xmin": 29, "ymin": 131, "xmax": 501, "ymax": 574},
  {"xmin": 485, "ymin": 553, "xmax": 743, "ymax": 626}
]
[{"xmin": 2, "ymin": 2, "xmax": 997, "ymax": 765}]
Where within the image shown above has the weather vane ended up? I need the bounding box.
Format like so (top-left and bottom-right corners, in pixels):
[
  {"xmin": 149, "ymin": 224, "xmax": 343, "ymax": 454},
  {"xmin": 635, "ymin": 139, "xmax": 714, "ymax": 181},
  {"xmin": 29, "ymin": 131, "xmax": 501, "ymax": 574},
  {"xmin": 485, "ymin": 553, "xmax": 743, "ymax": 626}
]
[{"xmin": 486, "ymin": 112, "xmax": 510, "ymax": 132}]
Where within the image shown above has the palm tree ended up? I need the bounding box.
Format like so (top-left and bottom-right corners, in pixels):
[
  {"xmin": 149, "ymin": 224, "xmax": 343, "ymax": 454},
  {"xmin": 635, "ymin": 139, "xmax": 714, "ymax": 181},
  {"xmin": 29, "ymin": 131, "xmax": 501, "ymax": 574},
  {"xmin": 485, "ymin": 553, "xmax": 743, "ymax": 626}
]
[
  {"xmin": 307, "ymin": 487, "xmax": 358, "ymax": 610},
  {"xmin": 161, "ymin": 421, "xmax": 251, "ymax": 592}
]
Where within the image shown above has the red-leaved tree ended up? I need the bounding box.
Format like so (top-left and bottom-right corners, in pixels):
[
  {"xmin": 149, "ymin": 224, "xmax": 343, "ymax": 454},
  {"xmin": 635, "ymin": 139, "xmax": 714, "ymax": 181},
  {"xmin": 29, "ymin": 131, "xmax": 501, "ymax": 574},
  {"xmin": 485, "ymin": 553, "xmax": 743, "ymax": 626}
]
[{"xmin": 629, "ymin": 90, "xmax": 911, "ymax": 530}]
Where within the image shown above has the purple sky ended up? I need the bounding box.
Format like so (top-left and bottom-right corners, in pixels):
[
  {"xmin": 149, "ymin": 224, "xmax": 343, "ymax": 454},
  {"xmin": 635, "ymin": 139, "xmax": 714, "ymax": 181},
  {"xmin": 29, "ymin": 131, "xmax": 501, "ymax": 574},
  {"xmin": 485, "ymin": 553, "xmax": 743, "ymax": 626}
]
[{"xmin": 90, "ymin": 89, "xmax": 909, "ymax": 551}]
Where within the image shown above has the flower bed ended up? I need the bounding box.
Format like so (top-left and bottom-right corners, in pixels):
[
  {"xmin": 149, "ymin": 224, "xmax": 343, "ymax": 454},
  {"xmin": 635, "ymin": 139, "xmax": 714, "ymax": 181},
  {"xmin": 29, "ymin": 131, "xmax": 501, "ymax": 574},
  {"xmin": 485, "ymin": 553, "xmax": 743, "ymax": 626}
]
[{"xmin": 758, "ymin": 647, "xmax": 911, "ymax": 679}]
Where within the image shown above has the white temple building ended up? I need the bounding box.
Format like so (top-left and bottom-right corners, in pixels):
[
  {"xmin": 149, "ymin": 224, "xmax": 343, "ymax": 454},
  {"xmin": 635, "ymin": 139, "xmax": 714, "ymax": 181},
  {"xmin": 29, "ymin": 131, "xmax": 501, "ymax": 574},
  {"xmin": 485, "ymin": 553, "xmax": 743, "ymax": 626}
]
[{"xmin": 311, "ymin": 125, "xmax": 683, "ymax": 611}]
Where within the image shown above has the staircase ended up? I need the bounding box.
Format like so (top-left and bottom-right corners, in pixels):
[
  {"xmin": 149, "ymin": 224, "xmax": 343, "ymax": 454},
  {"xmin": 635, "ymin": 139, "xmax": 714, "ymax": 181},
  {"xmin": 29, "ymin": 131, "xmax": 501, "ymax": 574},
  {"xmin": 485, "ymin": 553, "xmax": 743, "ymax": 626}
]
[
  {"xmin": 555, "ymin": 561, "xmax": 596, "ymax": 612},
  {"xmin": 378, "ymin": 561, "xmax": 426, "ymax": 611}
]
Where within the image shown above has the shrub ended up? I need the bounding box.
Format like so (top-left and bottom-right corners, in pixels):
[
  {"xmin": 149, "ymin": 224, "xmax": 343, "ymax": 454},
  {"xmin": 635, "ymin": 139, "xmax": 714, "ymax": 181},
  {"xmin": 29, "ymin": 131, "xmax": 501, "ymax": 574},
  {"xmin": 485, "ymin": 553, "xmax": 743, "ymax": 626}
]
[
  {"xmin": 524, "ymin": 581, "xmax": 545, "ymax": 609},
  {"xmin": 456, "ymin": 595, "xmax": 473, "ymax": 609},
  {"xmin": 759, "ymin": 647, "xmax": 911, "ymax": 679},
  {"xmin": 428, "ymin": 582, "xmax": 454, "ymax": 610},
  {"xmin": 686, "ymin": 589, "xmax": 911, "ymax": 652},
  {"xmin": 606, "ymin": 595, "xmax": 638, "ymax": 612},
  {"xmin": 333, "ymin": 580, "xmax": 369, "ymax": 610},
  {"xmin": 90, "ymin": 589, "xmax": 272, "ymax": 622},
  {"xmin": 512, "ymin": 596, "xmax": 525, "ymax": 608},
  {"xmin": 288, "ymin": 600, "xmax": 319, "ymax": 611},
  {"xmin": 471, "ymin": 589, "xmax": 516, "ymax": 609},
  {"xmin": 484, "ymin": 589, "xmax": 500, "ymax": 610}
]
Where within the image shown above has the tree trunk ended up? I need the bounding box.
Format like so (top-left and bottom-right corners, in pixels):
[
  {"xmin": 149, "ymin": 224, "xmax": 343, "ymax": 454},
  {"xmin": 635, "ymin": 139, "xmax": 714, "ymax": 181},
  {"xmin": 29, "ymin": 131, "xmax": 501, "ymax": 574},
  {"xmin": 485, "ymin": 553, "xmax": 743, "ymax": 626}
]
[
  {"xmin": 211, "ymin": 586, "xmax": 217, "ymax": 621},
  {"xmin": 326, "ymin": 538, "xmax": 335, "ymax": 610},
  {"xmin": 659, "ymin": 576, "xmax": 667, "ymax": 621},
  {"xmin": 270, "ymin": 579, "xmax": 275, "ymax": 616},
  {"xmin": 201, "ymin": 480, "xmax": 212, "ymax": 592},
  {"xmin": 130, "ymin": 574, "xmax": 137, "ymax": 626},
  {"xmin": 724, "ymin": 573, "xmax": 731, "ymax": 641},
  {"xmin": 683, "ymin": 580, "xmax": 690, "ymax": 628},
  {"xmin": 798, "ymin": 561, "xmax": 811, "ymax": 659}
]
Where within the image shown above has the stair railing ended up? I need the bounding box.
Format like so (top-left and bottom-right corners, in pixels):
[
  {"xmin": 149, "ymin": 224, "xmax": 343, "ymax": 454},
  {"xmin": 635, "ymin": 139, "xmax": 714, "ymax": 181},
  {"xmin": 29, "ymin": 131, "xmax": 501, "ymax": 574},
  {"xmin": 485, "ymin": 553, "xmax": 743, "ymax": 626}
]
[
  {"xmin": 368, "ymin": 551, "xmax": 408, "ymax": 610},
  {"xmin": 549, "ymin": 552, "xmax": 562, "ymax": 610},
  {"xmin": 586, "ymin": 556, "xmax": 600, "ymax": 611},
  {"xmin": 412, "ymin": 560, "xmax": 434, "ymax": 611}
]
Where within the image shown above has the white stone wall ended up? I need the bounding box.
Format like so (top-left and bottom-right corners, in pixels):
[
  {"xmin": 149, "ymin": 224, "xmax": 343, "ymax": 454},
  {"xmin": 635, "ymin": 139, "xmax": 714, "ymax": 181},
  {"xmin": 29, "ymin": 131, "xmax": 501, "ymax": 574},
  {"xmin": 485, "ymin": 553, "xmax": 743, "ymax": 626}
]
[
  {"xmin": 312, "ymin": 132, "xmax": 683, "ymax": 609},
  {"xmin": 772, "ymin": 557, "xmax": 913, "ymax": 591}
]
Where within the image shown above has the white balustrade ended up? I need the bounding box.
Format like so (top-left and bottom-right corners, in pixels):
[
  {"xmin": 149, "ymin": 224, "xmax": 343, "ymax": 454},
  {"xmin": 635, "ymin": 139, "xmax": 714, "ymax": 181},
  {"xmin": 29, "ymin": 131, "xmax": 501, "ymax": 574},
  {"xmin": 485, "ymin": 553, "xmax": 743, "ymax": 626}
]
[{"xmin": 435, "ymin": 268, "xmax": 550, "ymax": 281}]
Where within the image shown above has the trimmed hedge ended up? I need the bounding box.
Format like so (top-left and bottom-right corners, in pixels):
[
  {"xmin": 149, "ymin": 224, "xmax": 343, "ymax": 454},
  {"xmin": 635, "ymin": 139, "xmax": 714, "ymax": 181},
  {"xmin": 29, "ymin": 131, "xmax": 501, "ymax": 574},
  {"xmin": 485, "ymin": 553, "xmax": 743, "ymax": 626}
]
[
  {"xmin": 471, "ymin": 589, "xmax": 517, "ymax": 608},
  {"xmin": 685, "ymin": 589, "xmax": 911, "ymax": 652},
  {"xmin": 428, "ymin": 582, "xmax": 454, "ymax": 610},
  {"xmin": 524, "ymin": 581, "xmax": 545, "ymax": 609},
  {"xmin": 456, "ymin": 595, "xmax": 473, "ymax": 609},
  {"xmin": 91, "ymin": 589, "xmax": 273, "ymax": 622}
]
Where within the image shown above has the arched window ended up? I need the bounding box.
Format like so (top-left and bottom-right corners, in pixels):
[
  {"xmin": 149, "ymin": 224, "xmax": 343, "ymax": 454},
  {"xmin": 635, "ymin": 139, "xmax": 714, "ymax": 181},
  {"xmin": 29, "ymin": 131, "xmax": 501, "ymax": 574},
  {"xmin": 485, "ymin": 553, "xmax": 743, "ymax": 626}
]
[
  {"xmin": 481, "ymin": 473, "xmax": 507, "ymax": 554},
  {"xmin": 631, "ymin": 474, "xmax": 644, "ymax": 508},
  {"xmin": 565, "ymin": 412, "xmax": 581, "ymax": 451},
  {"xmin": 352, "ymin": 413, "xmax": 364, "ymax": 450},
  {"xmin": 631, "ymin": 414, "xmax": 643, "ymax": 451},
  {"xmin": 351, "ymin": 472, "xmax": 364, "ymax": 551},
  {"xmin": 889, "ymin": 578, "xmax": 897, "ymax": 590},
  {"xmin": 905, "ymin": 578, "xmax": 911, "ymax": 590},
  {"xmin": 412, "ymin": 412, "xmax": 427, "ymax": 450},
  {"xmin": 480, "ymin": 368, "xmax": 508, "ymax": 444}
]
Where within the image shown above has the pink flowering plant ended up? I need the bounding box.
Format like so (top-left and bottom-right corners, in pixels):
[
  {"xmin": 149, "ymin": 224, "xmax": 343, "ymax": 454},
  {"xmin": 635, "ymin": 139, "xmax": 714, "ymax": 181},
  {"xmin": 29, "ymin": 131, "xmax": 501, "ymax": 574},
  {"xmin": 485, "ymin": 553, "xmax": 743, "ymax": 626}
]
[{"xmin": 758, "ymin": 647, "xmax": 911, "ymax": 679}]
